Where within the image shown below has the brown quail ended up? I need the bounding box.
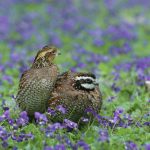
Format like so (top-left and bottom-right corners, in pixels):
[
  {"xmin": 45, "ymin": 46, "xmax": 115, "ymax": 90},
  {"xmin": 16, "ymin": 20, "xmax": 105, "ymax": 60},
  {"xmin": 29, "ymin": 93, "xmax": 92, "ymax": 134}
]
[
  {"xmin": 16, "ymin": 45, "xmax": 60, "ymax": 118},
  {"xmin": 48, "ymin": 71, "xmax": 102, "ymax": 123}
]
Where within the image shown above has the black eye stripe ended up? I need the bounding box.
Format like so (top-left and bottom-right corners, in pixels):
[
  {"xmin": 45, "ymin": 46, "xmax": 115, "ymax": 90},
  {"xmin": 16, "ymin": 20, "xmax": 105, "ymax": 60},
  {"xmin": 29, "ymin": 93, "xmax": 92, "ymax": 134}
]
[
  {"xmin": 80, "ymin": 79, "xmax": 93, "ymax": 84},
  {"xmin": 74, "ymin": 79, "xmax": 95, "ymax": 91}
]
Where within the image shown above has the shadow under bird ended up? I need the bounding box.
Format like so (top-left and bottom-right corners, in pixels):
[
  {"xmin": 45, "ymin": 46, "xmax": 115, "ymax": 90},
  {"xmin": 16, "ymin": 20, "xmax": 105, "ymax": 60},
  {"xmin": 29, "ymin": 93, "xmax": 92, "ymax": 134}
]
[
  {"xmin": 16, "ymin": 45, "xmax": 60, "ymax": 118},
  {"xmin": 48, "ymin": 71, "xmax": 102, "ymax": 124}
]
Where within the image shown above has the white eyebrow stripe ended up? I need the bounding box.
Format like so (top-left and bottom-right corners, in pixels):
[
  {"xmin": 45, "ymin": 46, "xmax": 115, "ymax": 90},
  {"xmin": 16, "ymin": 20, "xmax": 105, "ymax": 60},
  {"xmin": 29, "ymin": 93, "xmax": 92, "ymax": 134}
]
[
  {"xmin": 81, "ymin": 83, "xmax": 95, "ymax": 89},
  {"xmin": 75, "ymin": 76, "xmax": 95, "ymax": 81}
]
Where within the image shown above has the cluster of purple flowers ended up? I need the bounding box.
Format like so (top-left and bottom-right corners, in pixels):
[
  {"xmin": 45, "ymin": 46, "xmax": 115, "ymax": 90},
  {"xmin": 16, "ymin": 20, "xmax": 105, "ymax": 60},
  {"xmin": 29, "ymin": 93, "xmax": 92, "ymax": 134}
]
[{"xmin": 0, "ymin": 109, "xmax": 33, "ymax": 148}]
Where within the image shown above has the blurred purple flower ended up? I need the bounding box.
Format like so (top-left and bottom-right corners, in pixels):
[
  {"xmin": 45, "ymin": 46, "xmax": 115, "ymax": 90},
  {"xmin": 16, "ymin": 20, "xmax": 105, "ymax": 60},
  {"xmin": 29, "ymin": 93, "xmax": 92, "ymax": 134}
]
[
  {"xmin": 44, "ymin": 146, "xmax": 53, "ymax": 150},
  {"xmin": 143, "ymin": 122, "xmax": 150, "ymax": 126},
  {"xmin": 0, "ymin": 16, "xmax": 10, "ymax": 39},
  {"xmin": 115, "ymin": 62, "xmax": 133, "ymax": 72},
  {"xmin": 62, "ymin": 19, "xmax": 75, "ymax": 31},
  {"xmin": 45, "ymin": 123, "xmax": 63, "ymax": 137},
  {"xmin": 77, "ymin": 62, "xmax": 87, "ymax": 68},
  {"xmin": 135, "ymin": 57, "xmax": 150, "ymax": 71},
  {"xmin": 0, "ymin": 110, "xmax": 10, "ymax": 122},
  {"xmin": 109, "ymin": 43, "xmax": 132, "ymax": 56},
  {"xmin": 56, "ymin": 105, "xmax": 66, "ymax": 114},
  {"xmin": 12, "ymin": 147, "xmax": 18, "ymax": 150},
  {"xmin": 45, "ymin": 144, "xmax": 66, "ymax": 150},
  {"xmin": 35, "ymin": 112, "xmax": 48, "ymax": 125},
  {"xmin": 0, "ymin": 64, "xmax": 5, "ymax": 72},
  {"xmin": 145, "ymin": 144, "xmax": 150, "ymax": 150},
  {"xmin": 16, "ymin": 111, "xmax": 29, "ymax": 127},
  {"xmin": 47, "ymin": 108, "xmax": 56, "ymax": 116},
  {"xmin": 106, "ymin": 23, "xmax": 136, "ymax": 41},
  {"xmin": 16, "ymin": 18, "xmax": 35, "ymax": 40},
  {"xmin": 113, "ymin": 108, "xmax": 124, "ymax": 124},
  {"xmin": 93, "ymin": 39, "xmax": 104, "ymax": 47},
  {"xmin": 107, "ymin": 96, "xmax": 116, "ymax": 102},
  {"xmin": 98, "ymin": 129, "xmax": 109, "ymax": 142},
  {"xmin": 63, "ymin": 119, "xmax": 78, "ymax": 129},
  {"xmin": 55, "ymin": 144, "xmax": 66, "ymax": 150},
  {"xmin": 11, "ymin": 132, "xmax": 34, "ymax": 142},
  {"xmin": 125, "ymin": 141, "xmax": 138, "ymax": 150},
  {"xmin": 0, "ymin": 126, "xmax": 11, "ymax": 141},
  {"xmin": 2, "ymin": 141, "xmax": 8, "ymax": 148},
  {"xmin": 75, "ymin": 140, "xmax": 90, "ymax": 150},
  {"xmin": 2, "ymin": 75, "xmax": 13, "ymax": 84},
  {"xmin": 88, "ymin": 28, "xmax": 103, "ymax": 38},
  {"xmin": 10, "ymin": 53, "xmax": 21, "ymax": 63},
  {"xmin": 50, "ymin": 35, "xmax": 62, "ymax": 47},
  {"xmin": 111, "ymin": 83, "xmax": 121, "ymax": 93},
  {"xmin": 85, "ymin": 108, "xmax": 111, "ymax": 127}
]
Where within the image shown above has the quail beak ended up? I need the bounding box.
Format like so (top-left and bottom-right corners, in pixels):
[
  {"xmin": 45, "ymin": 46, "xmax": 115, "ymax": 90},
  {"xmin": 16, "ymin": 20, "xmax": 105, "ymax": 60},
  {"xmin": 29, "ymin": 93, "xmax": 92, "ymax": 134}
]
[
  {"xmin": 94, "ymin": 79, "xmax": 99, "ymax": 85},
  {"xmin": 56, "ymin": 50, "xmax": 61, "ymax": 56}
]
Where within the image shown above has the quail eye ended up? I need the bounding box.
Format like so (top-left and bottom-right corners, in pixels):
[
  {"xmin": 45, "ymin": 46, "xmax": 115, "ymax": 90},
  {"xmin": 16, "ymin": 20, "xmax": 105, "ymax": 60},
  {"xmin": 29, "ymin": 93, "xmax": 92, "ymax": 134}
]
[{"xmin": 51, "ymin": 51, "xmax": 56, "ymax": 54}]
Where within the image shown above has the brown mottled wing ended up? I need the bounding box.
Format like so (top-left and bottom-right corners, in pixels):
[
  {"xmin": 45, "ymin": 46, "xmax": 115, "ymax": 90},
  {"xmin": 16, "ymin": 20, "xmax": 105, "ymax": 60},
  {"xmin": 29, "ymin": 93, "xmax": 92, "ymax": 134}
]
[
  {"xmin": 48, "ymin": 71, "xmax": 102, "ymax": 122},
  {"xmin": 16, "ymin": 66, "xmax": 58, "ymax": 116}
]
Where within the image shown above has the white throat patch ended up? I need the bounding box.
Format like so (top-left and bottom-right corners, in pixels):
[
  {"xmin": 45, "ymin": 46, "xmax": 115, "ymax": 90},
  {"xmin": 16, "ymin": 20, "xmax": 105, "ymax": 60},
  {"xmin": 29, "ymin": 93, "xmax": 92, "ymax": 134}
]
[{"xmin": 81, "ymin": 83, "xmax": 95, "ymax": 89}]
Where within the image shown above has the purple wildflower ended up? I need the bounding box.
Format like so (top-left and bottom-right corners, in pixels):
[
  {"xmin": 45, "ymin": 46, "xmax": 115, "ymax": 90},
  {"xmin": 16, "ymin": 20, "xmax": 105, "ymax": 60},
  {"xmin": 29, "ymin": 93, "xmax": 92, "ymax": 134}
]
[
  {"xmin": 143, "ymin": 122, "xmax": 150, "ymax": 126},
  {"xmin": 56, "ymin": 105, "xmax": 66, "ymax": 114},
  {"xmin": 106, "ymin": 23, "xmax": 136, "ymax": 41},
  {"xmin": 0, "ymin": 16, "xmax": 10, "ymax": 39},
  {"xmin": 0, "ymin": 126, "xmax": 11, "ymax": 141},
  {"xmin": 47, "ymin": 108, "xmax": 56, "ymax": 116},
  {"xmin": 111, "ymin": 83, "xmax": 121, "ymax": 93},
  {"xmin": 125, "ymin": 141, "xmax": 138, "ymax": 150},
  {"xmin": 113, "ymin": 108, "xmax": 124, "ymax": 124},
  {"xmin": 34, "ymin": 112, "xmax": 48, "ymax": 125},
  {"xmin": 93, "ymin": 39, "xmax": 104, "ymax": 47},
  {"xmin": 115, "ymin": 62, "xmax": 133, "ymax": 72},
  {"xmin": 2, "ymin": 141, "xmax": 8, "ymax": 148},
  {"xmin": 0, "ymin": 110, "xmax": 10, "ymax": 122},
  {"xmin": 44, "ymin": 146, "xmax": 53, "ymax": 150},
  {"xmin": 11, "ymin": 132, "xmax": 34, "ymax": 142},
  {"xmin": 45, "ymin": 144, "xmax": 66, "ymax": 150},
  {"xmin": 0, "ymin": 64, "xmax": 5, "ymax": 72},
  {"xmin": 109, "ymin": 43, "xmax": 132, "ymax": 56},
  {"xmin": 16, "ymin": 111, "xmax": 29, "ymax": 127},
  {"xmin": 98, "ymin": 129, "xmax": 109, "ymax": 142},
  {"xmin": 45, "ymin": 123, "xmax": 63, "ymax": 137},
  {"xmin": 75, "ymin": 140, "xmax": 90, "ymax": 150},
  {"xmin": 107, "ymin": 96, "xmax": 116, "ymax": 102},
  {"xmin": 2, "ymin": 75, "xmax": 13, "ymax": 84},
  {"xmin": 63, "ymin": 119, "xmax": 78, "ymax": 129},
  {"xmin": 145, "ymin": 144, "xmax": 150, "ymax": 150},
  {"xmin": 55, "ymin": 144, "xmax": 66, "ymax": 150}
]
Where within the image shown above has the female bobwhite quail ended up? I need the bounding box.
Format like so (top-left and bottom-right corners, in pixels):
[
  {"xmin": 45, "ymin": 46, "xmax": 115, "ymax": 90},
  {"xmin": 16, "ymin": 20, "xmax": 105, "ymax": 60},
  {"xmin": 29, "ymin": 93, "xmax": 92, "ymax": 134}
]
[
  {"xmin": 16, "ymin": 45, "xmax": 60, "ymax": 118},
  {"xmin": 48, "ymin": 71, "xmax": 102, "ymax": 123}
]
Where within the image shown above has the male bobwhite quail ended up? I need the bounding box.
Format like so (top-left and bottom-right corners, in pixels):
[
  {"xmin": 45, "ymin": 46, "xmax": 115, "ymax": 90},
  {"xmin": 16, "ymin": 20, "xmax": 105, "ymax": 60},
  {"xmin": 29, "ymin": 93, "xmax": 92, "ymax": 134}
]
[
  {"xmin": 48, "ymin": 71, "xmax": 102, "ymax": 124},
  {"xmin": 16, "ymin": 45, "xmax": 60, "ymax": 118}
]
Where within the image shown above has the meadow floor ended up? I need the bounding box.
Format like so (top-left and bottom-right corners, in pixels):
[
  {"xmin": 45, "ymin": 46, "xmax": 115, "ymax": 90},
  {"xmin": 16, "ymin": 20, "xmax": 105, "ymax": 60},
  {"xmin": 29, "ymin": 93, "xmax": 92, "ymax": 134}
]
[{"xmin": 0, "ymin": 0, "xmax": 150, "ymax": 150}]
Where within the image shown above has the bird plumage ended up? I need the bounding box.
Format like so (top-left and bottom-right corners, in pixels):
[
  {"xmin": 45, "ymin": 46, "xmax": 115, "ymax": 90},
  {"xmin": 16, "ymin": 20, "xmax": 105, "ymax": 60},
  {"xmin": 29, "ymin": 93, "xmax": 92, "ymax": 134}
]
[
  {"xmin": 48, "ymin": 71, "xmax": 102, "ymax": 123},
  {"xmin": 16, "ymin": 45, "xmax": 60, "ymax": 117}
]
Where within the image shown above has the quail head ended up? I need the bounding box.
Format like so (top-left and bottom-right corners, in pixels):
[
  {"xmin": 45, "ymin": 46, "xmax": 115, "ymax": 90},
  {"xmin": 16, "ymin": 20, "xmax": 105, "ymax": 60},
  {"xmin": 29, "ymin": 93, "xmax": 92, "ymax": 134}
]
[
  {"xmin": 16, "ymin": 45, "xmax": 60, "ymax": 118},
  {"xmin": 48, "ymin": 71, "xmax": 102, "ymax": 124}
]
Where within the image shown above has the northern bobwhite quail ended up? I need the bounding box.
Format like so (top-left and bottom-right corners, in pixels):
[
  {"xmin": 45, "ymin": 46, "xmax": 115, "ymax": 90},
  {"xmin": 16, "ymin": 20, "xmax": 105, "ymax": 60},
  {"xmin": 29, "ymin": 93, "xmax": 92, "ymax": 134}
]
[
  {"xmin": 16, "ymin": 45, "xmax": 60, "ymax": 117},
  {"xmin": 48, "ymin": 71, "xmax": 102, "ymax": 123}
]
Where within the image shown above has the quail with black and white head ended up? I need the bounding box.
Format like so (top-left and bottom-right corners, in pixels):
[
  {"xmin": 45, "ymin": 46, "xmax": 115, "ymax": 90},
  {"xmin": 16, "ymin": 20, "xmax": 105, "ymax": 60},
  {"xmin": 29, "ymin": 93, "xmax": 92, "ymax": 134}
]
[
  {"xmin": 16, "ymin": 45, "xmax": 60, "ymax": 118},
  {"xmin": 48, "ymin": 71, "xmax": 102, "ymax": 123}
]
